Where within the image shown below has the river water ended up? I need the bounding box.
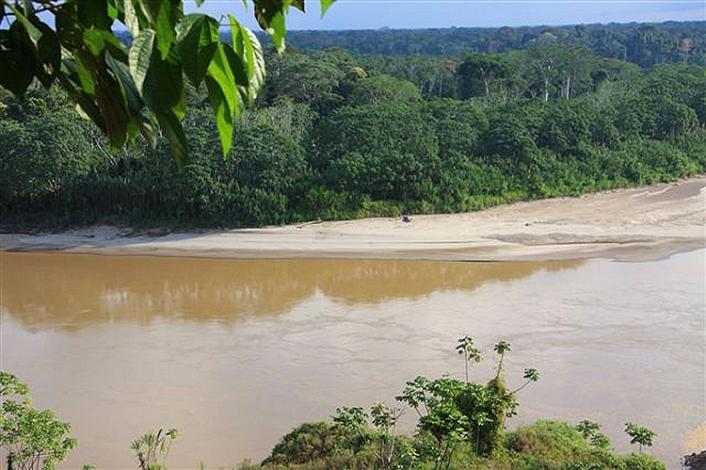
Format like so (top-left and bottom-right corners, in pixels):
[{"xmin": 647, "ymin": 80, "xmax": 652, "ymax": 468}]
[{"xmin": 1, "ymin": 250, "xmax": 704, "ymax": 468}]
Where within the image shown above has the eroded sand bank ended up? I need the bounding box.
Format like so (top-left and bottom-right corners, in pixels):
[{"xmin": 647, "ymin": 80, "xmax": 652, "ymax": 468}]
[{"xmin": 2, "ymin": 177, "xmax": 704, "ymax": 261}]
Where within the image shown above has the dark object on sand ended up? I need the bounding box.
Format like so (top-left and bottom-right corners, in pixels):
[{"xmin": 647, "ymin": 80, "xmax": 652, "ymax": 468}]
[
  {"xmin": 402, "ymin": 215, "xmax": 412, "ymax": 223},
  {"xmin": 685, "ymin": 450, "xmax": 706, "ymax": 469}
]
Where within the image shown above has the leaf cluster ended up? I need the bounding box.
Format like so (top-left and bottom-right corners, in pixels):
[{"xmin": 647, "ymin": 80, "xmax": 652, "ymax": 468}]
[
  {"xmin": 0, "ymin": 0, "xmax": 334, "ymax": 163},
  {"xmin": 0, "ymin": 371, "xmax": 77, "ymax": 470}
]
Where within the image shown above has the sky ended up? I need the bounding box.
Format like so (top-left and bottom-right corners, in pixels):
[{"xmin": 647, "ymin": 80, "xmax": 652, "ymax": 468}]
[{"xmin": 186, "ymin": 0, "xmax": 706, "ymax": 30}]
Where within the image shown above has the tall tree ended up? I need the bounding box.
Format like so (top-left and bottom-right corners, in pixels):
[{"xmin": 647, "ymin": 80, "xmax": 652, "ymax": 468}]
[{"xmin": 458, "ymin": 53, "xmax": 512, "ymax": 98}]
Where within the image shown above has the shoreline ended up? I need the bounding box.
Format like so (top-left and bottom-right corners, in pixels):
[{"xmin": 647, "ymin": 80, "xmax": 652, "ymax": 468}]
[{"xmin": 2, "ymin": 177, "xmax": 704, "ymax": 262}]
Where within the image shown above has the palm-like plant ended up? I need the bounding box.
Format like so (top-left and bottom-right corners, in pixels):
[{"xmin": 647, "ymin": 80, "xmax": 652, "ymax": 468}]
[
  {"xmin": 493, "ymin": 341, "xmax": 511, "ymax": 379},
  {"xmin": 130, "ymin": 428, "xmax": 177, "ymax": 470},
  {"xmin": 510, "ymin": 368, "xmax": 540, "ymax": 394},
  {"xmin": 456, "ymin": 336, "xmax": 482, "ymax": 384}
]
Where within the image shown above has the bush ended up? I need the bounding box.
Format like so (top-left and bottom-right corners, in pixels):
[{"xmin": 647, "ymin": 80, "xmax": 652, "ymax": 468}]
[{"xmin": 620, "ymin": 453, "xmax": 666, "ymax": 470}]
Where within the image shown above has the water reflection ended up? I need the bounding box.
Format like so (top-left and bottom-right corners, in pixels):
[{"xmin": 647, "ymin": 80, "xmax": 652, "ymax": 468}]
[
  {"xmin": 0, "ymin": 250, "xmax": 703, "ymax": 468},
  {"xmin": 2, "ymin": 252, "xmax": 582, "ymax": 330}
]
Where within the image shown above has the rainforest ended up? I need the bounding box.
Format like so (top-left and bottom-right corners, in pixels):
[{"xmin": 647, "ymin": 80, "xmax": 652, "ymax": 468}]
[{"xmin": 2, "ymin": 22, "xmax": 705, "ymax": 229}]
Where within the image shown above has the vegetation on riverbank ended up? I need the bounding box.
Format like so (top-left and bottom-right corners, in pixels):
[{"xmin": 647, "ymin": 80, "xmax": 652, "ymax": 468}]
[
  {"xmin": 2, "ymin": 24, "xmax": 705, "ymax": 230},
  {"xmin": 1, "ymin": 338, "xmax": 667, "ymax": 469}
]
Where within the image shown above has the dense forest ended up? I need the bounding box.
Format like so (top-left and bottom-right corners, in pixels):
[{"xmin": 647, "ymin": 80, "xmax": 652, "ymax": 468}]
[
  {"xmin": 286, "ymin": 21, "xmax": 706, "ymax": 66},
  {"xmin": 1, "ymin": 22, "xmax": 705, "ymax": 229}
]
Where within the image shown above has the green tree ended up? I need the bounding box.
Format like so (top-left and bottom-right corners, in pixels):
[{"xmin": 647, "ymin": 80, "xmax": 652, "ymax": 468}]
[
  {"xmin": 396, "ymin": 376, "xmax": 469, "ymax": 469},
  {"xmin": 576, "ymin": 419, "xmax": 612, "ymax": 448},
  {"xmin": 398, "ymin": 338, "xmax": 540, "ymax": 462},
  {"xmin": 346, "ymin": 74, "xmax": 422, "ymax": 105},
  {"xmin": 624, "ymin": 422, "xmax": 656, "ymax": 454},
  {"xmin": 316, "ymin": 101, "xmax": 440, "ymax": 202},
  {"xmin": 0, "ymin": 108, "xmax": 100, "ymax": 211},
  {"xmin": 458, "ymin": 52, "xmax": 512, "ymax": 98},
  {"xmin": 369, "ymin": 402, "xmax": 407, "ymax": 470},
  {"xmin": 264, "ymin": 52, "xmax": 347, "ymax": 113},
  {"xmin": 0, "ymin": 372, "xmax": 77, "ymax": 470}
]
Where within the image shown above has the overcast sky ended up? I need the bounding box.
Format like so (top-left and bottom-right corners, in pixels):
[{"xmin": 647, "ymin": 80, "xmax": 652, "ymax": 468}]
[{"xmin": 186, "ymin": 0, "xmax": 705, "ymax": 30}]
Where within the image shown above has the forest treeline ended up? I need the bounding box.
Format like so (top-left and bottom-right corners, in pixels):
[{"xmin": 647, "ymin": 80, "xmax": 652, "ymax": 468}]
[
  {"xmin": 1, "ymin": 25, "xmax": 705, "ymax": 228},
  {"xmin": 285, "ymin": 21, "xmax": 706, "ymax": 67}
]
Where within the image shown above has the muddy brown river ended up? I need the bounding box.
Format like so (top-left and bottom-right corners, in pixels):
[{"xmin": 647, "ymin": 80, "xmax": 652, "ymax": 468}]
[{"xmin": 1, "ymin": 250, "xmax": 704, "ymax": 469}]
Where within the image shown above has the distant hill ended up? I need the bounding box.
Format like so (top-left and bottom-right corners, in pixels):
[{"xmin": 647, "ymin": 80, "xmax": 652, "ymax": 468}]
[
  {"xmin": 114, "ymin": 21, "xmax": 705, "ymax": 67},
  {"xmin": 281, "ymin": 21, "xmax": 706, "ymax": 67}
]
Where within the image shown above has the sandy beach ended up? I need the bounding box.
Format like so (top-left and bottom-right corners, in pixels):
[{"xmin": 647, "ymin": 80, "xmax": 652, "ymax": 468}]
[{"xmin": 2, "ymin": 177, "xmax": 704, "ymax": 262}]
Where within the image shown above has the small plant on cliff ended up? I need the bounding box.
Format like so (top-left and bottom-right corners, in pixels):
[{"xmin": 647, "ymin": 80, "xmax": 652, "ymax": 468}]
[
  {"xmin": 625, "ymin": 422, "xmax": 656, "ymax": 454},
  {"xmin": 456, "ymin": 336, "xmax": 482, "ymax": 384},
  {"xmin": 131, "ymin": 428, "xmax": 178, "ymax": 470},
  {"xmin": 369, "ymin": 402, "xmax": 407, "ymax": 470},
  {"xmin": 576, "ymin": 419, "xmax": 612, "ymax": 448}
]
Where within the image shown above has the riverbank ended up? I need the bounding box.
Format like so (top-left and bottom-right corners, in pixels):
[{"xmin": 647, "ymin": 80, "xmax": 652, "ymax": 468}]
[{"xmin": 2, "ymin": 177, "xmax": 704, "ymax": 262}]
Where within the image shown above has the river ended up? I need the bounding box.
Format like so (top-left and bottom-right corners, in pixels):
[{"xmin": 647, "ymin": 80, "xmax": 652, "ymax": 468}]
[{"xmin": 1, "ymin": 250, "xmax": 704, "ymax": 468}]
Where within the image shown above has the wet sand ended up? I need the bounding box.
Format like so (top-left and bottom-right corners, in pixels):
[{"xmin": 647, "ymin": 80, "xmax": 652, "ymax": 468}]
[{"xmin": 2, "ymin": 177, "xmax": 704, "ymax": 262}]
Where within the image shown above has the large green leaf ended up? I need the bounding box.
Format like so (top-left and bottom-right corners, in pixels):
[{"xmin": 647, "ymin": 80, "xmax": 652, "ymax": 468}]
[
  {"xmin": 223, "ymin": 43, "xmax": 249, "ymax": 89},
  {"xmin": 156, "ymin": 110, "xmax": 188, "ymax": 166},
  {"xmin": 128, "ymin": 28, "xmax": 155, "ymax": 92},
  {"xmin": 36, "ymin": 21, "xmax": 61, "ymax": 83},
  {"xmin": 154, "ymin": 0, "xmax": 177, "ymax": 59},
  {"xmin": 205, "ymin": 75, "xmax": 235, "ymax": 156},
  {"xmin": 142, "ymin": 49, "xmax": 183, "ymax": 113},
  {"xmin": 55, "ymin": 2, "xmax": 83, "ymax": 47},
  {"xmin": 177, "ymin": 14, "xmax": 218, "ymax": 85},
  {"xmin": 83, "ymin": 27, "xmax": 128, "ymax": 60},
  {"xmin": 57, "ymin": 63, "xmax": 107, "ymax": 132},
  {"xmin": 7, "ymin": 11, "xmax": 60, "ymax": 86},
  {"xmin": 123, "ymin": 0, "xmax": 141, "ymax": 37},
  {"xmin": 107, "ymin": 0, "xmax": 119, "ymax": 20},
  {"xmin": 3, "ymin": 9, "xmax": 61, "ymax": 87},
  {"xmin": 137, "ymin": 0, "xmax": 161, "ymax": 23},
  {"xmin": 6, "ymin": 5, "xmax": 42, "ymax": 46},
  {"xmin": 320, "ymin": 0, "xmax": 335, "ymax": 16},
  {"xmin": 207, "ymin": 43, "xmax": 239, "ymax": 120},
  {"xmin": 94, "ymin": 68, "xmax": 131, "ymax": 149},
  {"xmin": 105, "ymin": 50, "xmax": 143, "ymax": 115},
  {"xmin": 253, "ymin": 0, "xmax": 289, "ymax": 52},
  {"xmin": 229, "ymin": 16, "xmax": 266, "ymax": 105},
  {"xmin": 0, "ymin": 0, "xmax": 331, "ymax": 164},
  {"xmin": 73, "ymin": 49, "xmax": 98, "ymax": 94},
  {"xmin": 76, "ymin": 0, "xmax": 112, "ymax": 30},
  {"xmin": 0, "ymin": 29, "xmax": 35, "ymax": 95},
  {"xmin": 173, "ymin": 84, "xmax": 187, "ymax": 119}
]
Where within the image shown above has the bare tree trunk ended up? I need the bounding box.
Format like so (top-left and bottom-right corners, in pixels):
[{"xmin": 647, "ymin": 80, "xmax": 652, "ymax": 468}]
[
  {"xmin": 464, "ymin": 351, "xmax": 469, "ymax": 383},
  {"xmin": 544, "ymin": 77, "xmax": 549, "ymax": 102}
]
